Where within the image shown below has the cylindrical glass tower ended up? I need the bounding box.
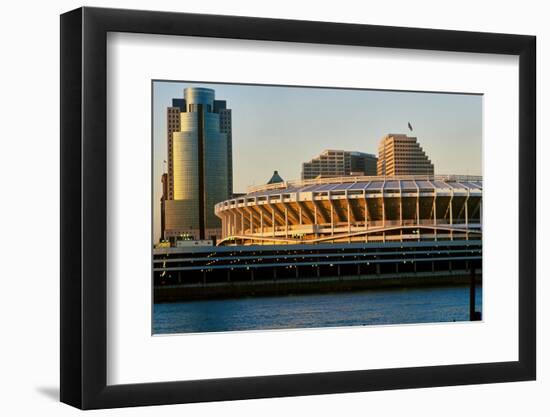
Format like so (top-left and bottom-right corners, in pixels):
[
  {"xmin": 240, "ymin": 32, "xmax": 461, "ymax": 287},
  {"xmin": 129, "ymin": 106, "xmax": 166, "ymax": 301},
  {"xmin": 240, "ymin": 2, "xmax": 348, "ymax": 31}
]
[{"xmin": 167, "ymin": 87, "xmax": 229, "ymax": 240}]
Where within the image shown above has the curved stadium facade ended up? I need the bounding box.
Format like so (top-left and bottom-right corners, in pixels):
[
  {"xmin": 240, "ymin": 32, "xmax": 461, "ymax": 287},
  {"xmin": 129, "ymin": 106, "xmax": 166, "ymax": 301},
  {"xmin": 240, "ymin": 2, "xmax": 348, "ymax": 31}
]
[{"xmin": 215, "ymin": 175, "xmax": 482, "ymax": 246}]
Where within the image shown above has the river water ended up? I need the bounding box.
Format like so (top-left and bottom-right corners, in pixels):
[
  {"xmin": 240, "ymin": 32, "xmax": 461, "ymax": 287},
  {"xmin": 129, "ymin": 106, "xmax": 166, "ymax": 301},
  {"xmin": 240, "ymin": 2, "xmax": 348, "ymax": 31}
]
[{"xmin": 153, "ymin": 285, "xmax": 482, "ymax": 334}]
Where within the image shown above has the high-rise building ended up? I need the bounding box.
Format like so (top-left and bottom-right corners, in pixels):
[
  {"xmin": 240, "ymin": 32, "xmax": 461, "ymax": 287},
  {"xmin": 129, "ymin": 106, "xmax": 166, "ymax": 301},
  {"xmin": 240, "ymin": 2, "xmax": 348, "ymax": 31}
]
[
  {"xmin": 301, "ymin": 150, "xmax": 377, "ymax": 180},
  {"xmin": 166, "ymin": 100, "xmax": 184, "ymax": 200},
  {"xmin": 377, "ymin": 134, "xmax": 434, "ymax": 176},
  {"xmin": 164, "ymin": 87, "xmax": 233, "ymax": 241},
  {"xmin": 213, "ymin": 100, "xmax": 233, "ymax": 196},
  {"xmin": 349, "ymin": 151, "xmax": 378, "ymax": 176}
]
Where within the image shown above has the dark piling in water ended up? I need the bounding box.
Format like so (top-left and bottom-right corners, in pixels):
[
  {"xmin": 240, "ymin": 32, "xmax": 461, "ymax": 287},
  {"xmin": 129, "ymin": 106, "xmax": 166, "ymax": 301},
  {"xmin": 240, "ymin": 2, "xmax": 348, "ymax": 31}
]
[{"xmin": 470, "ymin": 266, "xmax": 481, "ymax": 321}]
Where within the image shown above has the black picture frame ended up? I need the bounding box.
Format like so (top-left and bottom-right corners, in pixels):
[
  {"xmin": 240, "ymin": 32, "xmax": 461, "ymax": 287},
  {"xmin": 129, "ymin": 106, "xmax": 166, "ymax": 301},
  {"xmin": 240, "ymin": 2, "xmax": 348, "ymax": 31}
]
[{"xmin": 60, "ymin": 6, "xmax": 536, "ymax": 410}]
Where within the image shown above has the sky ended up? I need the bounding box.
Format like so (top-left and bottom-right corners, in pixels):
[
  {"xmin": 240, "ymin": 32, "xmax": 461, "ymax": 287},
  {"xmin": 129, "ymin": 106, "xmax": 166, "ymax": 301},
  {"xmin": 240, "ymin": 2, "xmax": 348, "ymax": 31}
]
[{"xmin": 152, "ymin": 81, "xmax": 482, "ymax": 242}]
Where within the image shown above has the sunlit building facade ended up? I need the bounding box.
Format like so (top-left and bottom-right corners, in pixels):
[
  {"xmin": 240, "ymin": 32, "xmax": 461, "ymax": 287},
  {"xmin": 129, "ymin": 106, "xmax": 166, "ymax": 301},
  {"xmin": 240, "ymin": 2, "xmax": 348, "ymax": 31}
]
[
  {"xmin": 215, "ymin": 175, "xmax": 482, "ymax": 246},
  {"xmin": 301, "ymin": 150, "xmax": 378, "ymax": 180},
  {"xmin": 377, "ymin": 134, "xmax": 434, "ymax": 176},
  {"xmin": 164, "ymin": 87, "xmax": 232, "ymax": 241}
]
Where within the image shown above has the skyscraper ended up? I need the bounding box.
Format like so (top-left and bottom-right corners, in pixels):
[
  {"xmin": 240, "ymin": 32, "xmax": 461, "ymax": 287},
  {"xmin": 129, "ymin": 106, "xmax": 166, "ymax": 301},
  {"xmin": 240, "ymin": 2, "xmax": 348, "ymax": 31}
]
[
  {"xmin": 166, "ymin": 100, "xmax": 184, "ymax": 200},
  {"xmin": 377, "ymin": 134, "xmax": 434, "ymax": 176},
  {"xmin": 301, "ymin": 150, "xmax": 377, "ymax": 180},
  {"xmin": 164, "ymin": 87, "xmax": 233, "ymax": 241},
  {"xmin": 349, "ymin": 151, "xmax": 378, "ymax": 176}
]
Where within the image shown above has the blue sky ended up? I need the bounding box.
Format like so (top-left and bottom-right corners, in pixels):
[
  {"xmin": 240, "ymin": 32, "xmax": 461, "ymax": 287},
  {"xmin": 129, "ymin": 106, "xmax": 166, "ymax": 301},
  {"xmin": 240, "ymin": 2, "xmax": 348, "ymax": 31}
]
[{"xmin": 152, "ymin": 81, "xmax": 482, "ymax": 241}]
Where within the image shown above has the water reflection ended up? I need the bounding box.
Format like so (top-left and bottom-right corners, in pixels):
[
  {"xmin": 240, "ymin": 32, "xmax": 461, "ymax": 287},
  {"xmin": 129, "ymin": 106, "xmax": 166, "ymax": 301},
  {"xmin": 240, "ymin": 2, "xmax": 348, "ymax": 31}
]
[{"xmin": 153, "ymin": 285, "xmax": 482, "ymax": 334}]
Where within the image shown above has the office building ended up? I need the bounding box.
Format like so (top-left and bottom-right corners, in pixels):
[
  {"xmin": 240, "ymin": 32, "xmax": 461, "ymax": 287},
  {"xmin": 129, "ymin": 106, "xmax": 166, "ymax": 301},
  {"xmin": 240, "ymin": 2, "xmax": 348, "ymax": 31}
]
[
  {"xmin": 301, "ymin": 150, "xmax": 378, "ymax": 180},
  {"xmin": 377, "ymin": 134, "xmax": 434, "ymax": 176},
  {"xmin": 349, "ymin": 151, "xmax": 378, "ymax": 176},
  {"xmin": 164, "ymin": 87, "xmax": 233, "ymax": 241}
]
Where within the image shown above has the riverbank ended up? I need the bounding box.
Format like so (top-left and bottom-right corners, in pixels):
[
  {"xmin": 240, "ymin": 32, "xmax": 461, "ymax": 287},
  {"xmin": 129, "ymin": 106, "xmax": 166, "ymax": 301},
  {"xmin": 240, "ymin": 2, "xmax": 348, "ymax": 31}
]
[{"xmin": 154, "ymin": 270, "xmax": 481, "ymax": 302}]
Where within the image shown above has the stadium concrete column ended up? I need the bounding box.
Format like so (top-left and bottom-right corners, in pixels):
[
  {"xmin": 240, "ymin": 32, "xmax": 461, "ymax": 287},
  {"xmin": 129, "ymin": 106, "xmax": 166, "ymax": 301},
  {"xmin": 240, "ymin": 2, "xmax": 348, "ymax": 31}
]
[
  {"xmin": 465, "ymin": 189, "xmax": 470, "ymax": 240},
  {"xmin": 432, "ymin": 194, "xmax": 436, "ymax": 225},
  {"xmin": 260, "ymin": 210, "xmax": 264, "ymax": 237},
  {"xmin": 249, "ymin": 210, "xmax": 253, "ymax": 234},
  {"xmin": 313, "ymin": 204, "xmax": 317, "ymax": 225},
  {"xmin": 285, "ymin": 206, "xmax": 288, "ymax": 237},
  {"xmin": 223, "ymin": 212, "xmax": 231, "ymax": 237},
  {"xmin": 433, "ymin": 191, "xmax": 438, "ymax": 241},
  {"xmin": 399, "ymin": 181, "xmax": 403, "ymax": 226},
  {"xmin": 449, "ymin": 189, "xmax": 454, "ymax": 241},
  {"xmin": 381, "ymin": 181, "xmax": 386, "ymax": 243},
  {"xmin": 346, "ymin": 196, "xmax": 351, "ymax": 234},
  {"xmin": 415, "ymin": 181, "xmax": 421, "ymax": 242},
  {"xmin": 254, "ymin": 197, "xmax": 260, "ymax": 233},
  {"xmin": 363, "ymin": 195, "xmax": 368, "ymax": 230},
  {"xmin": 329, "ymin": 197, "xmax": 335, "ymax": 236},
  {"xmin": 399, "ymin": 194, "xmax": 403, "ymax": 242},
  {"xmin": 271, "ymin": 207, "xmax": 275, "ymax": 237},
  {"xmin": 225, "ymin": 212, "xmax": 229, "ymax": 236},
  {"xmin": 381, "ymin": 181, "xmax": 386, "ymax": 227},
  {"xmin": 225, "ymin": 212, "xmax": 230, "ymax": 236},
  {"xmin": 364, "ymin": 194, "xmax": 369, "ymax": 243},
  {"xmin": 240, "ymin": 211, "xmax": 244, "ymax": 235},
  {"xmin": 226, "ymin": 212, "xmax": 231, "ymax": 237}
]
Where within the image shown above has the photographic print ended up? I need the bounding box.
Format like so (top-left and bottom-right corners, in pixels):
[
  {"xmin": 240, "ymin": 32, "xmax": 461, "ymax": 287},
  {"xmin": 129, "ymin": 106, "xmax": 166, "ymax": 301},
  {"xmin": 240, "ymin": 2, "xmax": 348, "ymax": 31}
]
[{"xmin": 152, "ymin": 81, "xmax": 482, "ymax": 335}]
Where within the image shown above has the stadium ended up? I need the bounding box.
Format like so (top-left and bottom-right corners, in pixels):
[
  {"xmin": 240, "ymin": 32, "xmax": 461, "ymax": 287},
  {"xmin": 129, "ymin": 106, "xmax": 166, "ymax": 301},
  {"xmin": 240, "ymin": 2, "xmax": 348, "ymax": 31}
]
[{"xmin": 214, "ymin": 175, "xmax": 482, "ymax": 246}]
